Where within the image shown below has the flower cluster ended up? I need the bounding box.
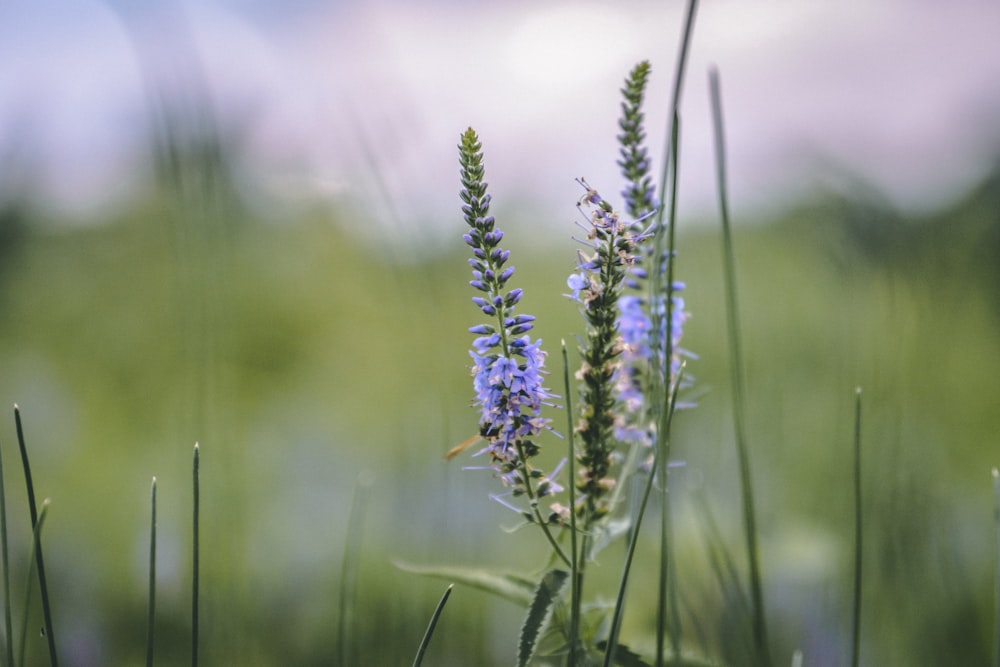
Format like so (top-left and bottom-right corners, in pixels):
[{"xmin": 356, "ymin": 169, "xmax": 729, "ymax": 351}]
[
  {"xmin": 612, "ymin": 62, "xmax": 691, "ymax": 451},
  {"xmin": 568, "ymin": 181, "xmax": 653, "ymax": 520},
  {"xmin": 618, "ymin": 60, "xmax": 658, "ymax": 220},
  {"xmin": 458, "ymin": 128, "xmax": 559, "ymax": 499}
]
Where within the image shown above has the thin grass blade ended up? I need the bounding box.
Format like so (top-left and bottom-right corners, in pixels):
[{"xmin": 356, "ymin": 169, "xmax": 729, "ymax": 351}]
[
  {"xmin": 708, "ymin": 68, "xmax": 771, "ymax": 667},
  {"xmin": 604, "ymin": 371, "xmax": 684, "ymax": 667},
  {"xmin": 851, "ymin": 388, "xmax": 863, "ymax": 667},
  {"xmin": 191, "ymin": 444, "xmax": 199, "ymax": 667},
  {"xmin": 146, "ymin": 477, "xmax": 157, "ymax": 667},
  {"xmin": 337, "ymin": 472, "xmax": 372, "ymax": 666},
  {"xmin": 0, "ymin": 421, "xmax": 13, "ymax": 667},
  {"xmin": 13, "ymin": 408, "xmax": 57, "ymax": 667},
  {"xmin": 412, "ymin": 584, "xmax": 453, "ymax": 667},
  {"xmin": 992, "ymin": 466, "xmax": 999, "ymax": 667},
  {"xmin": 562, "ymin": 341, "xmax": 582, "ymax": 665},
  {"xmin": 17, "ymin": 500, "xmax": 49, "ymax": 667}
]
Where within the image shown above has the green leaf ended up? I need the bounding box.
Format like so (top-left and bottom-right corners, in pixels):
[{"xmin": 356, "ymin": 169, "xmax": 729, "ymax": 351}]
[
  {"xmin": 517, "ymin": 569, "xmax": 569, "ymax": 667},
  {"xmin": 393, "ymin": 560, "xmax": 537, "ymax": 606}
]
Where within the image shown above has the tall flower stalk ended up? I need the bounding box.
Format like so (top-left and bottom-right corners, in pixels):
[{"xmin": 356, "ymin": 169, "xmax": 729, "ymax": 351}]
[
  {"xmin": 568, "ymin": 182, "xmax": 653, "ymax": 525},
  {"xmin": 457, "ymin": 129, "xmax": 567, "ymax": 560},
  {"xmin": 615, "ymin": 61, "xmax": 690, "ymax": 460}
]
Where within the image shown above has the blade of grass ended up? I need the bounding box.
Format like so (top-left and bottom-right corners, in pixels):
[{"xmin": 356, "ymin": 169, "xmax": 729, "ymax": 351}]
[
  {"xmin": 146, "ymin": 477, "xmax": 157, "ymax": 667},
  {"xmin": 13, "ymin": 407, "xmax": 57, "ymax": 667},
  {"xmin": 653, "ymin": 0, "xmax": 699, "ymax": 238},
  {"xmin": 17, "ymin": 500, "xmax": 49, "ymax": 667},
  {"xmin": 0, "ymin": 422, "xmax": 13, "ymax": 667},
  {"xmin": 659, "ymin": 112, "xmax": 682, "ymax": 667},
  {"xmin": 707, "ymin": 68, "xmax": 771, "ymax": 667},
  {"xmin": 851, "ymin": 388, "xmax": 863, "ymax": 667},
  {"xmin": 562, "ymin": 341, "xmax": 581, "ymax": 666},
  {"xmin": 192, "ymin": 444, "xmax": 199, "ymax": 667},
  {"xmin": 652, "ymin": 3, "xmax": 699, "ymax": 659},
  {"xmin": 603, "ymin": 369, "xmax": 684, "ymax": 667},
  {"xmin": 412, "ymin": 584, "xmax": 453, "ymax": 667},
  {"xmin": 992, "ymin": 466, "xmax": 999, "ymax": 667},
  {"xmin": 337, "ymin": 472, "xmax": 373, "ymax": 666}
]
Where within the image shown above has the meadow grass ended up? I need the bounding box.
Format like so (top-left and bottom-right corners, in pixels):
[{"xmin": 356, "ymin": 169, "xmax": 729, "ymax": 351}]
[{"xmin": 0, "ymin": 7, "xmax": 996, "ymax": 667}]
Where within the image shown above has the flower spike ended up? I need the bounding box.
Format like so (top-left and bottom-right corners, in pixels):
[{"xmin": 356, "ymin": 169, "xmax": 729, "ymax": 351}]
[{"xmin": 456, "ymin": 128, "xmax": 559, "ymax": 503}]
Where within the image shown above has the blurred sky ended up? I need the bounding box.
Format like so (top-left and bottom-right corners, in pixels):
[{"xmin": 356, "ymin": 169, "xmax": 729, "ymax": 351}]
[{"xmin": 1, "ymin": 0, "xmax": 999, "ymax": 237}]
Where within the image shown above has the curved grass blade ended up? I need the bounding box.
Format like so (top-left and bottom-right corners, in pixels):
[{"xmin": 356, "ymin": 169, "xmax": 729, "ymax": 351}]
[
  {"xmin": 517, "ymin": 569, "xmax": 568, "ymax": 667},
  {"xmin": 412, "ymin": 584, "xmax": 453, "ymax": 667},
  {"xmin": 708, "ymin": 68, "xmax": 771, "ymax": 667},
  {"xmin": 146, "ymin": 477, "xmax": 157, "ymax": 667},
  {"xmin": 17, "ymin": 500, "xmax": 49, "ymax": 667},
  {"xmin": 0, "ymin": 422, "xmax": 13, "ymax": 667},
  {"xmin": 13, "ymin": 407, "xmax": 57, "ymax": 667}
]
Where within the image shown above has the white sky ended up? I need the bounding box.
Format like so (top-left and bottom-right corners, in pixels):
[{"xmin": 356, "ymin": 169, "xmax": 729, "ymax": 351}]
[{"xmin": 1, "ymin": 0, "xmax": 998, "ymax": 238}]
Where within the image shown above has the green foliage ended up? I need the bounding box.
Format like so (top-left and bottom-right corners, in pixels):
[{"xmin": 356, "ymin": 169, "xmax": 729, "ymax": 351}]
[
  {"xmin": 394, "ymin": 561, "xmax": 538, "ymax": 607},
  {"xmin": 517, "ymin": 569, "xmax": 569, "ymax": 667}
]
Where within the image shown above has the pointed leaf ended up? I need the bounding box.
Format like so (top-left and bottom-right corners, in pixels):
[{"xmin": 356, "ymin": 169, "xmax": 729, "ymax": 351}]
[
  {"xmin": 517, "ymin": 569, "xmax": 569, "ymax": 667},
  {"xmin": 393, "ymin": 560, "xmax": 536, "ymax": 606}
]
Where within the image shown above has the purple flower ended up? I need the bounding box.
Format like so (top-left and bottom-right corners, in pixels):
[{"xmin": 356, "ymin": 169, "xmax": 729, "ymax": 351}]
[{"xmin": 458, "ymin": 128, "xmax": 557, "ymax": 500}]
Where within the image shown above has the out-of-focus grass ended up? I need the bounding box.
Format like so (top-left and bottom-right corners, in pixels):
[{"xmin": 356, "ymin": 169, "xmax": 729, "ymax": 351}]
[{"xmin": 0, "ymin": 162, "xmax": 996, "ymax": 664}]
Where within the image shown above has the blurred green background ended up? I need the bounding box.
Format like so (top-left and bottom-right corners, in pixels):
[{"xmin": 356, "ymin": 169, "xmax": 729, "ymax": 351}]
[
  {"xmin": 1, "ymin": 3, "xmax": 999, "ymax": 663},
  {"xmin": 0, "ymin": 107, "xmax": 997, "ymax": 666}
]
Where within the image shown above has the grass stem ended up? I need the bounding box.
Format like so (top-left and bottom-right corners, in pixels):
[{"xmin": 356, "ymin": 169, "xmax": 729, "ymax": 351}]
[
  {"xmin": 146, "ymin": 477, "xmax": 157, "ymax": 667},
  {"xmin": 0, "ymin": 420, "xmax": 13, "ymax": 667},
  {"xmin": 604, "ymin": 372, "xmax": 683, "ymax": 667},
  {"xmin": 708, "ymin": 68, "xmax": 771, "ymax": 667},
  {"xmin": 851, "ymin": 389, "xmax": 863, "ymax": 667},
  {"xmin": 191, "ymin": 444, "xmax": 199, "ymax": 667},
  {"xmin": 13, "ymin": 407, "xmax": 57, "ymax": 667},
  {"xmin": 337, "ymin": 472, "xmax": 373, "ymax": 666},
  {"xmin": 17, "ymin": 500, "xmax": 49, "ymax": 667},
  {"xmin": 992, "ymin": 466, "xmax": 999, "ymax": 667},
  {"xmin": 562, "ymin": 342, "xmax": 581, "ymax": 666},
  {"xmin": 412, "ymin": 584, "xmax": 453, "ymax": 667}
]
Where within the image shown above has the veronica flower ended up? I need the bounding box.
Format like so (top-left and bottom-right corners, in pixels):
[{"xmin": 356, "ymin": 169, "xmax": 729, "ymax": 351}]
[
  {"xmin": 457, "ymin": 128, "xmax": 558, "ymax": 500},
  {"xmin": 612, "ymin": 61, "xmax": 693, "ymax": 451},
  {"xmin": 569, "ymin": 180, "xmax": 652, "ymax": 521},
  {"xmin": 617, "ymin": 60, "xmax": 658, "ymax": 221}
]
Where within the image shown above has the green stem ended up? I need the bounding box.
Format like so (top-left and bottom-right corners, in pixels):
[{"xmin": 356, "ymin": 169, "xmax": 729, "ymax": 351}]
[
  {"xmin": 412, "ymin": 584, "xmax": 453, "ymax": 667},
  {"xmin": 851, "ymin": 388, "xmax": 863, "ymax": 667},
  {"xmin": 13, "ymin": 407, "xmax": 57, "ymax": 667},
  {"xmin": 604, "ymin": 372, "xmax": 683, "ymax": 667},
  {"xmin": 0, "ymin": 422, "xmax": 13, "ymax": 667},
  {"xmin": 147, "ymin": 477, "xmax": 157, "ymax": 667},
  {"xmin": 562, "ymin": 342, "xmax": 581, "ymax": 666},
  {"xmin": 337, "ymin": 473, "xmax": 373, "ymax": 666},
  {"xmin": 513, "ymin": 442, "xmax": 571, "ymax": 568},
  {"xmin": 658, "ymin": 112, "xmax": 683, "ymax": 667},
  {"xmin": 992, "ymin": 466, "xmax": 999, "ymax": 667},
  {"xmin": 18, "ymin": 501, "xmax": 49, "ymax": 667},
  {"xmin": 708, "ymin": 68, "xmax": 771, "ymax": 667},
  {"xmin": 653, "ymin": 0, "xmax": 699, "ymax": 239},
  {"xmin": 191, "ymin": 444, "xmax": 199, "ymax": 667}
]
